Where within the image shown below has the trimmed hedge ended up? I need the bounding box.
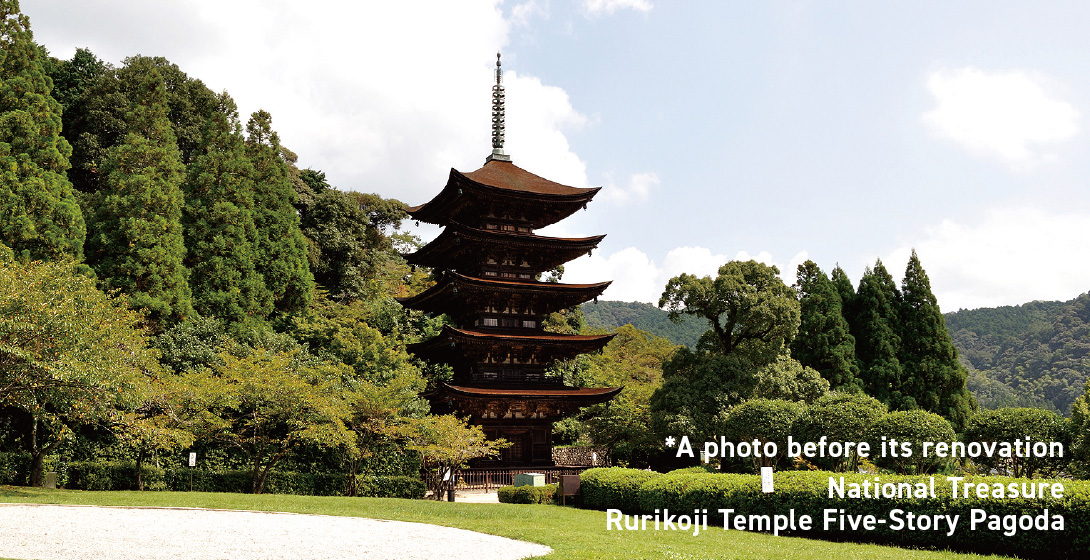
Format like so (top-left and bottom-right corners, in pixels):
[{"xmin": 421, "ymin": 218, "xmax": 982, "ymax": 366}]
[
  {"xmin": 63, "ymin": 462, "xmax": 422, "ymax": 498},
  {"xmin": 497, "ymin": 484, "xmax": 558, "ymax": 504},
  {"xmin": 68, "ymin": 461, "xmax": 166, "ymax": 491},
  {"xmin": 357, "ymin": 475, "xmax": 426, "ymax": 499},
  {"xmin": 581, "ymin": 467, "xmax": 1090, "ymax": 559},
  {"xmin": 581, "ymin": 467, "xmax": 661, "ymax": 511}
]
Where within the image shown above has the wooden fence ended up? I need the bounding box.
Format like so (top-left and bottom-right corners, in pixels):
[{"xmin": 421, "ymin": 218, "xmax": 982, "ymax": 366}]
[{"xmin": 424, "ymin": 466, "xmax": 589, "ymax": 491}]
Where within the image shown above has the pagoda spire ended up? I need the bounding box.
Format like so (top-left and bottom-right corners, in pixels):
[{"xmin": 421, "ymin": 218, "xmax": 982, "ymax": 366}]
[{"xmin": 487, "ymin": 52, "xmax": 512, "ymax": 162}]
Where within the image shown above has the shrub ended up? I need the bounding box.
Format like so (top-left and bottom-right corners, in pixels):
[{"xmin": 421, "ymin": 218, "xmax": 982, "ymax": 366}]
[
  {"xmin": 792, "ymin": 392, "xmax": 887, "ymax": 472},
  {"xmin": 0, "ymin": 452, "xmax": 31, "ymax": 485},
  {"xmin": 497, "ymin": 484, "xmax": 558, "ymax": 504},
  {"xmin": 356, "ymin": 475, "xmax": 426, "ymax": 499},
  {"xmin": 865, "ymin": 409, "xmax": 955, "ymax": 474},
  {"xmin": 964, "ymin": 407, "xmax": 1071, "ymax": 477},
  {"xmin": 67, "ymin": 461, "xmax": 165, "ymax": 491},
  {"xmin": 580, "ymin": 467, "xmax": 660, "ymax": 511}
]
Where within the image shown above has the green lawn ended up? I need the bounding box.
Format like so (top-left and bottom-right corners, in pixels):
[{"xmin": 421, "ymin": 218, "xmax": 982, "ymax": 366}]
[{"xmin": 0, "ymin": 486, "xmax": 1015, "ymax": 560}]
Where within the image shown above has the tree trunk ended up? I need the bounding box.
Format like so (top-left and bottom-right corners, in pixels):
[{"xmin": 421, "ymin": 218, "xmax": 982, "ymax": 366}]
[{"xmin": 135, "ymin": 448, "xmax": 146, "ymax": 491}]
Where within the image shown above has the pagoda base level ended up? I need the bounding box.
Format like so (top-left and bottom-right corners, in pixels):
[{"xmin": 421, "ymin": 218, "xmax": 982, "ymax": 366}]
[{"xmin": 475, "ymin": 420, "xmax": 554, "ymax": 468}]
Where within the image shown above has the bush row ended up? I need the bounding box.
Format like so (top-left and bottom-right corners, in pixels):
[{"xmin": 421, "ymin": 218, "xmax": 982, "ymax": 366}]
[
  {"xmin": 0, "ymin": 452, "xmax": 31, "ymax": 485},
  {"xmin": 61, "ymin": 461, "xmax": 423, "ymax": 498},
  {"xmin": 497, "ymin": 484, "xmax": 558, "ymax": 504},
  {"xmin": 581, "ymin": 467, "xmax": 1090, "ymax": 559}
]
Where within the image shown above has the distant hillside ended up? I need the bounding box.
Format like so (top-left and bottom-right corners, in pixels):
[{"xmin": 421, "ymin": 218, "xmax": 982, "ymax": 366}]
[
  {"xmin": 587, "ymin": 295, "xmax": 1090, "ymax": 415},
  {"xmin": 582, "ymin": 300, "xmax": 705, "ymax": 349},
  {"xmin": 945, "ymin": 294, "xmax": 1089, "ymax": 414}
]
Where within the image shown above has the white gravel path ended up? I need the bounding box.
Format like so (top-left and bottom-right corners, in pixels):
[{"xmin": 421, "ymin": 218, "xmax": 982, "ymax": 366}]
[{"xmin": 0, "ymin": 504, "xmax": 552, "ymax": 560}]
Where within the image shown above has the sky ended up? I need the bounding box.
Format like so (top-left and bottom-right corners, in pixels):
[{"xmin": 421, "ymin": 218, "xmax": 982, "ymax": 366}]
[{"xmin": 21, "ymin": 0, "xmax": 1090, "ymax": 312}]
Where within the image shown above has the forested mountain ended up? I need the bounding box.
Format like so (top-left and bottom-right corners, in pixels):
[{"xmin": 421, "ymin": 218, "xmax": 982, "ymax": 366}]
[
  {"xmin": 582, "ymin": 300, "xmax": 705, "ymax": 348},
  {"xmin": 947, "ymin": 295, "xmax": 1089, "ymax": 414},
  {"xmin": 588, "ymin": 289, "xmax": 1090, "ymax": 417}
]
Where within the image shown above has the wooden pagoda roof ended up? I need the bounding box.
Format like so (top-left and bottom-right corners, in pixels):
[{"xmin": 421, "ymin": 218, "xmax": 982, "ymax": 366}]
[
  {"xmin": 407, "ymin": 325, "xmax": 614, "ymax": 365},
  {"xmin": 407, "ymin": 161, "xmax": 601, "ymax": 229},
  {"xmin": 398, "ymin": 271, "xmax": 611, "ymax": 317},
  {"xmin": 403, "ymin": 221, "xmax": 605, "ymax": 273},
  {"xmin": 426, "ymin": 383, "xmax": 622, "ymax": 418}
]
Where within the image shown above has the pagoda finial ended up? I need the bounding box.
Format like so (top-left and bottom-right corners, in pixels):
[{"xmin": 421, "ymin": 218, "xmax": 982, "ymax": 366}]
[{"xmin": 487, "ymin": 52, "xmax": 511, "ymax": 162}]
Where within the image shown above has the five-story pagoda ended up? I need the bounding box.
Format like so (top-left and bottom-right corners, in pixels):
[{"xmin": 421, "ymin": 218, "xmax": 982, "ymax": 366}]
[{"xmin": 401, "ymin": 54, "xmax": 620, "ymax": 467}]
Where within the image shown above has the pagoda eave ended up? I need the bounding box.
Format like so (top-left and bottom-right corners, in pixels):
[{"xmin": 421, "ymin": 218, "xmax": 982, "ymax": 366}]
[
  {"xmin": 404, "ymin": 222, "xmax": 605, "ymax": 272},
  {"xmin": 425, "ymin": 383, "xmax": 623, "ymax": 418},
  {"xmin": 398, "ymin": 271, "xmax": 611, "ymax": 317},
  {"xmin": 407, "ymin": 325, "xmax": 614, "ymax": 364}
]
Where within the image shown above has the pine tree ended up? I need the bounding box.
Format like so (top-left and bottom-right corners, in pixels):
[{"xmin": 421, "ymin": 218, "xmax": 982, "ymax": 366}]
[
  {"xmin": 84, "ymin": 62, "xmax": 192, "ymax": 329},
  {"xmin": 182, "ymin": 92, "xmax": 271, "ymax": 325},
  {"xmin": 792, "ymin": 260, "xmax": 861, "ymax": 391},
  {"xmin": 244, "ymin": 110, "xmax": 313, "ymax": 314},
  {"xmin": 898, "ymin": 250, "xmax": 974, "ymax": 430},
  {"xmin": 853, "ymin": 260, "xmax": 907, "ymax": 409},
  {"xmin": 0, "ymin": 0, "xmax": 85, "ymax": 260}
]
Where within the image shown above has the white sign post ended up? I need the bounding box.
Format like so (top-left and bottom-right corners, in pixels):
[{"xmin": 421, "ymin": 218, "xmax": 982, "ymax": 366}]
[
  {"xmin": 188, "ymin": 452, "xmax": 196, "ymax": 467},
  {"xmin": 761, "ymin": 466, "xmax": 774, "ymax": 493}
]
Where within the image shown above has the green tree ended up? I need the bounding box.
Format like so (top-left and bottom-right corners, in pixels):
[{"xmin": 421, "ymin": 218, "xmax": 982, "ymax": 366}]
[
  {"xmin": 299, "ymin": 187, "xmax": 409, "ymax": 300},
  {"xmin": 792, "ymin": 392, "xmax": 887, "ymax": 472},
  {"xmin": 898, "ymin": 250, "xmax": 974, "ymax": 430},
  {"xmin": 84, "ymin": 61, "xmax": 192, "ymax": 329},
  {"xmin": 963, "ymin": 407, "xmax": 1070, "ymax": 478},
  {"xmin": 852, "ymin": 261, "xmax": 907, "ymax": 409},
  {"xmin": 182, "ymin": 92, "xmax": 271, "ymax": 325},
  {"xmin": 179, "ymin": 348, "xmax": 354, "ymax": 494},
  {"xmin": 0, "ymin": 0, "xmax": 85, "ymax": 260},
  {"xmin": 659, "ymin": 260, "xmax": 799, "ymax": 362},
  {"xmin": 792, "ymin": 260, "xmax": 861, "ymax": 392},
  {"xmin": 1072, "ymin": 381, "xmax": 1090, "ymax": 478},
  {"xmin": 0, "ymin": 259, "xmax": 158, "ymax": 486},
  {"xmin": 408, "ymin": 414, "xmax": 509, "ymax": 501},
  {"xmin": 560, "ymin": 325, "xmax": 678, "ymax": 466},
  {"xmin": 244, "ymin": 110, "xmax": 313, "ymax": 315}
]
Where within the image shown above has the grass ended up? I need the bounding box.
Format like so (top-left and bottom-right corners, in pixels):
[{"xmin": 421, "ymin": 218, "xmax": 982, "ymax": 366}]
[{"xmin": 0, "ymin": 486, "xmax": 1017, "ymax": 560}]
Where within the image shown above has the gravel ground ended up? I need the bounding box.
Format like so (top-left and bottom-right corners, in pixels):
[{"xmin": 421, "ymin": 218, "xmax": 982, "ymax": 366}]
[{"xmin": 0, "ymin": 504, "xmax": 552, "ymax": 560}]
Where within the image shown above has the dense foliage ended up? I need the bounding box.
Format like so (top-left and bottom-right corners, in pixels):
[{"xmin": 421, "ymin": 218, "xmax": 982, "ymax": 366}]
[{"xmin": 949, "ymin": 293, "xmax": 1090, "ymax": 414}]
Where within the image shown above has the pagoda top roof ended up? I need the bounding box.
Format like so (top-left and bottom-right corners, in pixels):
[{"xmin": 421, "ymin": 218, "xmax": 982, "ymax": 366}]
[
  {"xmin": 462, "ymin": 160, "xmax": 599, "ymax": 196},
  {"xmin": 407, "ymin": 160, "xmax": 600, "ymax": 228}
]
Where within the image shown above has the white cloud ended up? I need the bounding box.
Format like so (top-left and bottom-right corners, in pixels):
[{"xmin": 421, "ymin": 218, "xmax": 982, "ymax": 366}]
[
  {"xmin": 24, "ymin": 0, "xmax": 588, "ymax": 204},
  {"xmin": 886, "ymin": 207, "xmax": 1090, "ymax": 311},
  {"xmin": 583, "ymin": 0, "xmax": 653, "ymax": 16},
  {"xmin": 597, "ymin": 171, "xmax": 659, "ymax": 203},
  {"xmin": 921, "ymin": 67, "xmax": 1080, "ymax": 170},
  {"xmin": 564, "ymin": 246, "xmax": 808, "ymax": 303}
]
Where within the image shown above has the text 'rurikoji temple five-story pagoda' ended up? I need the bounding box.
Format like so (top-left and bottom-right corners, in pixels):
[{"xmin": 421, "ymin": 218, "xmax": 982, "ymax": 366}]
[{"xmin": 400, "ymin": 54, "xmax": 621, "ymax": 468}]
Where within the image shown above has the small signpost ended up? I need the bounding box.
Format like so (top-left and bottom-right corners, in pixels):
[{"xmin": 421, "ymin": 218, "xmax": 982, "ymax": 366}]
[
  {"xmin": 188, "ymin": 452, "xmax": 196, "ymax": 491},
  {"xmin": 761, "ymin": 466, "xmax": 774, "ymax": 493}
]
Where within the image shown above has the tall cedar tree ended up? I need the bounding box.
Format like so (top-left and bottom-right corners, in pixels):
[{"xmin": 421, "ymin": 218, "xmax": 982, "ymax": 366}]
[
  {"xmin": 244, "ymin": 110, "xmax": 313, "ymax": 314},
  {"xmin": 85, "ymin": 61, "xmax": 193, "ymax": 329},
  {"xmin": 898, "ymin": 250, "xmax": 974, "ymax": 430},
  {"xmin": 43, "ymin": 47, "xmax": 107, "ymax": 195},
  {"xmin": 182, "ymin": 92, "xmax": 272, "ymax": 324},
  {"xmin": 0, "ymin": 0, "xmax": 85, "ymax": 260},
  {"xmin": 852, "ymin": 260, "xmax": 908, "ymax": 409},
  {"xmin": 792, "ymin": 260, "xmax": 861, "ymax": 392}
]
